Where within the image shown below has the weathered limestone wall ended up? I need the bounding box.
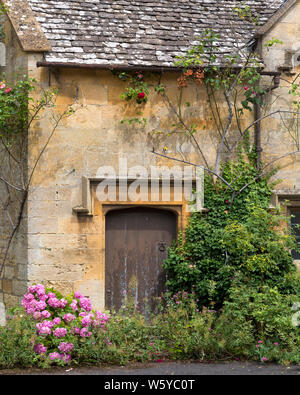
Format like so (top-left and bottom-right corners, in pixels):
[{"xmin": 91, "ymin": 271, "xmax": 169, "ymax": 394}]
[
  {"xmin": 260, "ymin": 0, "xmax": 300, "ymax": 269},
  {"xmin": 0, "ymin": 16, "xmax": 28, "ymax": 79},
  {"xmin": 261, "ymin": 0, "xmax": 300, "ymax": 190},
  {"xmin": 26, "ymin": 63, "xmax": 216, "ymax": 309},
  {"xmin": 0, "ymin": 18, "xmax": 29, "ymax": 312}
]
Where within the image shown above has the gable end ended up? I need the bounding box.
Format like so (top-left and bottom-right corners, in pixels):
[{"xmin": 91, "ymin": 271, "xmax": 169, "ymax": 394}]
[{"xmin": 4, "ymin": 0, "xmax": 51, "ymax": 52}]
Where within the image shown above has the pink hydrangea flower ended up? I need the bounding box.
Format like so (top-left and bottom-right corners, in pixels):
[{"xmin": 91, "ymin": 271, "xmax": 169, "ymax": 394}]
[
  {"xmin": 52, "ymin": 317, "xmax": 61, "ymax": 325},
  {"xmin": 33, "ymin": 311, "xmax": 42, "ymax": 320},
  {"xmin": 59, "ymin": 299, "xmax": 68, "ymax": 308},
  {"xmin": 41, "ymin": 320, "xmax": 54, "ymax": 328},
  {"xmin": 24, "ymin": 284, "xmax": 105, "ymax": 364},
  {"xmin": 36, "ymin": 324, "xmax": 51, "ymax": 336},
  {"xmin": 35, "ymin": 284, "xmax": 45, "ymax": 296},
  {"xmin": 70, "ymin": 299, "xmax": 78, "ymax": 311},
  {"xmin": 41, "ymin": 310, "xmax": 51, "ymax": 319},
  {"xmin": 23, "ymin": 293, "xmax": 35, "ymax": 302},
  {"xmin": 81, "ymin": 315, "xmax": 92, "ymax": 327},
  {"xmin": 74, "ymin": 327, "xmax": 80, "ymax": 335},
  {"xmin": 79, "ymin": 297, "xmax": 92, "ymax": 312},
  {"xmin": 28, "ymin": 285, "xmax": 36, "ymax": 293},
  {"xmin": 49, "ymin": 351, "xmax": 71, "ymax": 363},
  {"xmin": 49, "ymin": 352, "xmax": 62, "ymax": 360},
  {"xmin": 58, "ymin": 342, "xmax": 74, "ymax": 353},
  {"xmin": 48, "ymin": 297, "xmax": 61, "ymax": 308},
  {"xmin": 34, "ymin": 343, "xmax": 47, "ymax": 354},
  {"xmin": 95, "ymin": 311, "xmax": 109, "ymax": 322},
  {"xmin": 80, "ymin": 328, "xmax": 92, "ymax": 337},
  {"xmin": 63, "ymin": 313, "xmax": 76, "ymax": 323},
  {"xmin": 74, "ymin": 291, "xmax": 83, "ymax": 299},
  {"xmin": 39, "ymin": 294, "xmax": 48, "ymax": 302},
  {"xmin": 36, "ymin": 301, "xmax": 47, "ymax": 311},
  {"xmin": 53, "ymin": 327, "xmax": 68, "ymax": 338}
]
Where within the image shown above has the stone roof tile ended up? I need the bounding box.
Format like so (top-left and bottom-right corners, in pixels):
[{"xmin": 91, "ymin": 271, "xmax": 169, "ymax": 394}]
[{"xmin": 26, "ymin": 0, "xmax": 289, "ymax": 67}]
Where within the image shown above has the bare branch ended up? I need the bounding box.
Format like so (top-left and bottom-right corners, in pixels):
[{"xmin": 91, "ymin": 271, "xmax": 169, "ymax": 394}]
[
  {"xmin": 206, "ymin": 84, "xmax": 230, "ymax": 150},
  {"xmin": 151, "ymin": 149, "xmax": 236, "ymax": 191},
  {"xmin": 215, "ymin": 91, "xmax": 234, "ymax": 175},
  {"xmin": 160, "ymin": 92, "xmax": 210, "ymax": 169},
  {"xmin": 233, "ymin": 150, "xmax": 300, "ymax": 201},
  {"xmin": 27, "ymin": 111, "xmax": 66, "ymax": 189},
  {"xmin": 261, "ymin": 150, "xmax": 300, "ymax": 173},
  {"xmin": 6, "ymin": 210, "xmax": 15, "ymax": 229},
  {"xmin": 0, "ymin": 104, "xmax": 74, "ymax": 278},
  {"xmin": 0, "ymin": 137, "xmax": 21, "ymax": 164},
  {"xmin": 0, "ymin": 191, "xmax": 27, "ymax": 277},
  {"xmin": 227, "ymin": 110, "xmax": 300, "ymax": 160},
  {"xmin": 0, "ymin": 176, "xmax": 24, "ymax": 192}
]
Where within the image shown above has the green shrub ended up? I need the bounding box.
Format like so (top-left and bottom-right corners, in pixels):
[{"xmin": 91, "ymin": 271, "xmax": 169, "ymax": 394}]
[
  {"xmin": 1, "ymin": 287, "xmax": 299, "ymax": 368},
  {"xmin": 152, "ymin": 294, "xmax": 219, "ymax": 360},
  {"xmin": 214, "ymin": 283, "xmax": 300, "ymax": 363},
  {"xmin": 164, "ymin": 156, "xmax": 299, "ymax": 308},
  {"xmin": 0, "ymin": 307, "xmax": 41, "ymax": 368},
  {"xmin": 88, "ymin": 308, "xmax": 158, "ymax": 365}
]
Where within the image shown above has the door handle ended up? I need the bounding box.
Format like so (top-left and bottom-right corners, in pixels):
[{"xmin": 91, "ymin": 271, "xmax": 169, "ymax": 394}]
[{"xmin": 158, "ymin": 242, "xmax": 166, "ymax": 252}]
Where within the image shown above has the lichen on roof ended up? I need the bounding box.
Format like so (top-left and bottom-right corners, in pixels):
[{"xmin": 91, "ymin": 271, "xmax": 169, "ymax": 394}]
[
  {"xmin": 5, "ymin": 0, "xmax": 51, "ymax": 52},
  {"xmin": 23, "ymin": 0, "xmax": 289, "ymax": 67}
]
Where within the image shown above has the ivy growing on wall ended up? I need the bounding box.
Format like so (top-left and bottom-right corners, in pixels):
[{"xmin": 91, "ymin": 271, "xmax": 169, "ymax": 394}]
[{"xmin": 163, "ymin": 154, "xmax": 299, "ymax": 309}]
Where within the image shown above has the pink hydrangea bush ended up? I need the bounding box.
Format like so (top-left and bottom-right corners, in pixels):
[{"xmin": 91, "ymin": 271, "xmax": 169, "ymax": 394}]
[{"xmin": 22, "ymin": 284, "xmax": 109, "ymax": 365}]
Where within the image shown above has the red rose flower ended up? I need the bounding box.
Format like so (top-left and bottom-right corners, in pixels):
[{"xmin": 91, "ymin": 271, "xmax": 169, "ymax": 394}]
[{"xmin": 138, "ymin": 92, "xmax": 145, "ymax": 99}]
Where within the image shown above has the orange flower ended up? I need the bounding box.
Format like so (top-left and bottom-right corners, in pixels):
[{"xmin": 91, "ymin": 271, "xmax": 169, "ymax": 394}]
[
  {"xmin": 177, "ymin": 75, "xmax": 188, "ymax": 88},
  {"xmin": 184, "ymin": 69, "xmax": 193, "ymax": 77},
  {"xmin": 194, "ymin": 69, "xmax": 204, "ymax": 85}
]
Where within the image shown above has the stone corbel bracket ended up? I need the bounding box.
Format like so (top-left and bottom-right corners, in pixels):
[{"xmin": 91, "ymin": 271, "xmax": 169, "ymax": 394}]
[
  {"xmin": 73, "ymin": 177, "xmax": 93, "ymax": 216},
  {"xmin": 277, "ymin": 50, "xmax": 299, "ymax": 76}
]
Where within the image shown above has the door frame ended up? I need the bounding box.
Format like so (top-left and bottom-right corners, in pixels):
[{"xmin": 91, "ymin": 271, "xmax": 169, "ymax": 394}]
[
  {"xmin": 72, "ymin": 177, "xmax": 199, "ymax": 310},
  {"xmin": 104, "ymin": 205, "xmax": 179, "ymax": 310},
  {"xmin": 101, "ymin": 203, "xmax": 182, "ymax": 309}
]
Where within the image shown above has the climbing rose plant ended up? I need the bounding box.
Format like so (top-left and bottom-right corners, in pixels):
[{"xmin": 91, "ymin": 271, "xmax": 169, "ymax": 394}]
[
  {"xmin": 119, "ymin": 71, "xmax": 149, "ymax": 104},
  {"xmin": 21, "ymin": 284, "xmax": 109, "ymax": 365}
]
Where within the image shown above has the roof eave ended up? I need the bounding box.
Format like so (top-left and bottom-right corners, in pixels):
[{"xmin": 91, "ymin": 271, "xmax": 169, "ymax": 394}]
[{"xmin": 36, "ymin": 60, "xmax": 281, "ymax": 76}]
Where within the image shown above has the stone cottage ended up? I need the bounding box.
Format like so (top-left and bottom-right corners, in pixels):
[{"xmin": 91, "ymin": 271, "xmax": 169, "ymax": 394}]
[{"xmin": 0, "ymin": 0, "xmax": 300, "ymax": 314}]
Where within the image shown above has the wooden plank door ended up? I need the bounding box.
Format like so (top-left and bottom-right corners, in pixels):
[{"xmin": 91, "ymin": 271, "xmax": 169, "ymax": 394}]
[{"xmin": 105, "ymin": 207, "xmax": 177, "ymax": 312}]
